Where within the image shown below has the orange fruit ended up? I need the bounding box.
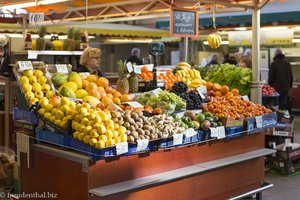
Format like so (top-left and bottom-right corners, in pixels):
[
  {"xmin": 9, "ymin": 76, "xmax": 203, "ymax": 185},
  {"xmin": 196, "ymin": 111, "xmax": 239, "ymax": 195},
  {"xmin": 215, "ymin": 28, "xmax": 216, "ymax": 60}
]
[
  {"xmin": 106, "ymin": 86, "xmax": 115, "ymax": 94},
  {"xmin": 97, "ymin": 77, "xmax": 109, "ymax": 87},
  {"xmin": 213, "ymin": 83, "xmax": 222, "ymax": 91},
  {"xmin": 113, "ymin": 91, "xmax": 122, "ymax": 98},
  {"xmin": 120, "ymin": 94, "xmax": 130, "ymax": 102},
  {"xmin": 106, "ymin": 93, "xmax": 113, "ymax": 99},
  {"xmin": 125, "ymin": 106, "xmax": 134, "ymax": 111},
  {"xmin": 97, "ymin": 87, "xmax": 106, "ymax": 93},
  {"xmin": 119, "ymin": 104, "xmax": 126, "ymax": 110},
  {"xmin": 220, "ymin": 85, "xmax": 229, "ymax": 95},
  {"xmin": 231, "ymin": 88, "xmax": 239, "ymax": 96},
  {"xmin": 215, "ymin": 91, "xmax": 222, "ymax": 97},
  {"xmin": 112, "ymin": 97, "xmax": 121, "ymax": 105},
  {"xmin": 82, "ymin": 80, "xmax": 89, "ymax": 89},
  {"xmin": 96, "ymin": 102, "xmax": 105, "ymax": 110},
  {"xmin": 86, "ymin": 75, "xmax": 98, "ymax": 83},
  {"xmin": 99, "ymin": 90, "xmax": 107, "ymax": 99},
  {"xmin": 89, "ymin": 89, "xmax": 101, "ymax": 99},
  {"xmin": 144, "ymin": 106, "xmax": 153, "ymax": 113},
  {"xmin": 206, "ymin": 82, "xmax": 214, "ymax": 91},
  {"xmin": 101, "ymin": 96, "xmax": 113, "ymax": 108},
  {"xmin": 86, "ymin": 82, "xmax": 98, "ymax": 92},
  {"xmin": 153, "ymin": 108, "xmax": 162, "ymax": 114}
]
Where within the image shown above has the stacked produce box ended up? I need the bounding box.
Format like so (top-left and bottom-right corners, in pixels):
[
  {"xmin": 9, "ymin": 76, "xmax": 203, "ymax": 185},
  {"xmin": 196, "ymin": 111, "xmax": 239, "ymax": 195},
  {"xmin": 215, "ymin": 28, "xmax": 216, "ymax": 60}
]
[{"xmin": 14, "ymin": 61, "xmax": 277, "ymax": 161}]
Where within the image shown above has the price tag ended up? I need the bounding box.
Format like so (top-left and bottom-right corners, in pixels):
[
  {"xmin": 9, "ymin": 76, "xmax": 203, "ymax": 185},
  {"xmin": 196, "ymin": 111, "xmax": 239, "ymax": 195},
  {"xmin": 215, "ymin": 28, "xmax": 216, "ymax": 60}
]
[
  {"xmin": 18, "ymin": 61, "xmax": 33, "ymax": 71},
  {"xmin": 217, "ymin": 126, "xmax": 225, "ymax": 139},
  {"xmin": 197, "ymin": 86, "xmax": 207, "ymax": 94},
  {"xmin": 29, "ymin": 12, "xmax": 44, "ymax": 24},
  {"xmin": 115, "ymin": 142, "xmax": 128, "ymax": 155},
  {"xmin": 133, "ymin": 66, "xmax": 142, "ymax": 74},
  {"xmin": 136, "ymin": 139, "xmax": 149, "ymax": 152},
  {"xmin": 27, "ymin": 51, "xmax": 38, "ymax": 59},
  {"xmin": 56, "ymin": 64, "xmax": 69, "ymax": 73},
  {"xmin": 79, "ymin": 72, "xmax": 90, "ymax": 79},
  {"xmin": 183, "ymin": 128, "xmax": 197, "ymax": 137},
  {"xmin": 210, "ymin": 127, "xmax": 218, "ymax": 138},
  {"xmin": 196, "ymin": 89, "xmax": 206, "ymax": 99},
  {"xmin": 255, "ymin": 115, "xmax": 263, "ymax": 128},
  {"xmin": 173, "ymin": 133, "xmax": 183, "ymax": 145},
  {"xmin": 122, "ymin": 101, "xmax": 144, "ymax": 108},
  {"xmin": 107, "ymin": 102, "xmax": 123, "ymax": 111},
  {"xmin": 150, "ymin": 88, "xmax": 162, "ymax": 95},
  {"xmin": 242, "ymin": 95, "xmax": 249, "ymax": 101},
  {"xmin": 126, "ymin": 62, "xmax": 133, "ymax": 73}
]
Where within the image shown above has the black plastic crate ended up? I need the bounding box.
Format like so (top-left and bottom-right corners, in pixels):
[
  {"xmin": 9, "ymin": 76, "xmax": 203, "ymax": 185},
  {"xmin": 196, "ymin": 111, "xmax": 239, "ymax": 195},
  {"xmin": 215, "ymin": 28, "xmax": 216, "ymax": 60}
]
[{"xmin": 270, "ymin": 157, "xmax": 300, "ymax": 175}]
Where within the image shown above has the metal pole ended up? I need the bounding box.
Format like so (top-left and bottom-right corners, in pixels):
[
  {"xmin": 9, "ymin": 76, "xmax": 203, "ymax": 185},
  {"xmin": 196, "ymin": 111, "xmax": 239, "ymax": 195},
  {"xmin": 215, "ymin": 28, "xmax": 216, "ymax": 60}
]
[
  {"xmin": 184, "ymin": 37, "xmax": 188, "ymax": 62},
  {"xmin": 251, "ymin": 0, "xmax": 261, "ymax": 104},
  {"xmin": 22, "ymin": 14, "xmax": 27, "ymax": 37}
]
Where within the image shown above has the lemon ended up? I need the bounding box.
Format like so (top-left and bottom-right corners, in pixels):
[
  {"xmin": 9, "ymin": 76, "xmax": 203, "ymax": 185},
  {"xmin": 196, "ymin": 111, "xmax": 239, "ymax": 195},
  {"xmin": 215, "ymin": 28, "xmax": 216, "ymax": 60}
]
[
  {"xmin": 45, "ymin": 104, "xmax": 53, "ymax": 112},
  {"xmin": 29, "ymin": 76, "xmax": 37, "ymax": 84},
  {"xmin": 78, "ymin": 133, "xmax": 85, "ymax": 141},
  {"xmin": 69, "ymin": 101, "xmax": 76, "ymax": 110},
  {"xmin": 20, "ymin": 76, "xmax": 29, "ymax": 84},
  {"xmin": 96, "ymin": 140, "xmax": 106, "ymax": 149},
  {"xmin": 33, "ymin": 69, "xmax": 44, "ymax": 77},
  {"xmin": 25, "ymin": 91, "xmax": 35, "ymax": 100},
  {"xmin": 29, "ymin": 98, "xmax": 39, "ymax": 105},
  {"xmin": 38, "ymin": 76, "xmax": 47, "ymax": 85},
  {"xmin": 93, "ymin": 123, "xmax": 101, "ymax": 130},
  {"xmin": 73, "ymin": 131, "xmax": 80, "ymax": 139},
  {"xmin": 60, "ymin": 121, "xmax": 67, "ymax": 128},
  {"xmin": 61, "ymin": 97, "xmax": 70, "ymax": 106},
  {"xmin": 72, "ymin": 121, "xmax": 79, "ymax": 130},
  {"xmin": 55, "ymin": 110, "xmax": 64, "ymax": 120},
  {"xmin": 78, "ymin": 125, "xmax": 86, "ymax": 133},
  {"xmin": 84, "ymin": 125, "xmax": 92, "ymax": 134},
  {"xmin": 41, "ymin": 84, "xmax": 50, "ymax": 93},
  {"xmin": 44, "ymin": 112, "xmax": 52, "ymax": 119},
  {"xmin": 54, "ymin": 119, "xmax": 62, "ymax": 126},
  {"xmin": 112, "ymin": 130, "xmax": 119, "ymax": 138},
  {"xmin": 22, "ymin": 84, "xmax": 32, "ymax": 93},
  {"xmin": 89, "ymin": 138, "xmax": 98, "ymax": 147},
  {"xmin": 83, "ymin": 135, "xmax": 91, "ymax": 144},
  {"xmin": 50, "ymin": 116, "xmax": 56, "ymax": 123},
  {"xmin": 23, "ymin": 69, "xmax": 33, "ymax": 77},
  {"xmin": 98, "ymin": 123, "xmax": 107, "ymax": 134},
  {"xmin": 90, "ymin": 129, "xmax": 99, "ymax": 139},
  {"xmin": 87, "ymin": 121, "xmax": 94, "ymax": 127},
  {"xmin": 99, "ymin": 135, "xmax": 108, "ymax": 143},
  {"xmin": 74, "ymin": 115, "xmax": 81, "ymax": 122},
  {"xmin": 40, "ymin": 97, "xmax": 49, "ymax": 107},
  {"xmin": 119, "ymin": 134, "xmax": 128, "ymax": 142},
  {"xmin": 60, "ymin": 105, "xmax": 70, "ymax": 114},
  {"xmin": 105, "ymin": 130, "xmax": 113, "ymax": 139},
  {"xmin": 94, "ymin": 115, "xmax": 102, "ymax": 123},
  {"xmin": 46, "ymin": 90, "xmax": 55, "ymax": 99},
  {"xmin": 38, "ymin": 108, "xmax": 46, "ymax": 116},
  {"xmin": 114, "ymin": 137, "xmax": 121, "ymax": 144},
  {"xmin": 51, "ymin": 108, "xmax": 58, "ymax": 115},
  {"xmin": 118, "ymin": 126, "xmax": 126, "ymax": 135},
  {"xmin": 105, "ymin": 138, "xmax": 115, "ymax": 147},
  {"xmin": 32, "ymin": 82, "xmax": 42, "ymax": 92},
  {"xmin": 35, "ymin": 91, "xmax": 44, "ymax": 99},
  {"xmin": 81, "ymin": 117, "xmax": 89, "ymax": 125}
]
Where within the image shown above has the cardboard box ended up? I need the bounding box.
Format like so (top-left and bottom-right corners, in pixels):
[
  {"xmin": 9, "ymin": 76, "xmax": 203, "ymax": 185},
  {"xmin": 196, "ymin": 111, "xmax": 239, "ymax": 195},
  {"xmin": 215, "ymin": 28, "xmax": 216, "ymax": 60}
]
[{"xmin": 221, "ymin": 117, "xmax": 244, "ymax": 128}]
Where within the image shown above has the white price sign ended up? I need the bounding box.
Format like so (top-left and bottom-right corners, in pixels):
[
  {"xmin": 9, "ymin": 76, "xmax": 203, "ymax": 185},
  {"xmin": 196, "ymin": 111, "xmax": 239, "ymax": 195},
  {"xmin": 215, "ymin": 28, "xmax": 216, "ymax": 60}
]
[
  {"xmin": 136, "ymin": 139, "xmax": 149, "ymax": 152},
  {"xmin": 196, "ymin": 89, "xmax": 206, "ymax": 99},
  {"xmin": 122, "ymin": 101, "xmax": 144, "ymax": 108},
  {"xmin": 183, "ymin": 128, "xmax": 197, "ymax": 137},
  {"xmin": 126, "ymin": 62, "xmax": 133, "ymax": 73},
  {"xmin": 56, "ymin": 64, "xmax": 69, "ymax": 73},
  {"xmin": 18, "ymin": 61, "xmax": 33, "ymax": 71},
  {"xmin": 115, "ymin": 142, "xmax": 128, "ymax": 155},
  {"xmin": 173, "ymin": 133, "xmax": 183, "ymax": 145},
  {"xmin": 27, "ymin": 51, "xmax": 38, "ymax": 59},
  {"xmin": 133, "ymin": 66, "xmax": 142, "ymax": 74},
  {"xmin": 150, "ymin": 88, "xmax": 162, "ymax": 95},
  {"xmin": 210, "ymin": 126, "xmax": 225, "ymax": 139},
  {"xmin": 29, "ymin": 13, "xmax": 44, "ymax": 24},
  {"xmin": 242, "ymin": 95, "xmax": 250, "ymax": 101},
  {"xmin": 255, "ymin": 115, "xmax": 263, "ymax": 128},
  {"xmin": 197, "ymin": 86, "xmax": 207, "ymax": 94}
]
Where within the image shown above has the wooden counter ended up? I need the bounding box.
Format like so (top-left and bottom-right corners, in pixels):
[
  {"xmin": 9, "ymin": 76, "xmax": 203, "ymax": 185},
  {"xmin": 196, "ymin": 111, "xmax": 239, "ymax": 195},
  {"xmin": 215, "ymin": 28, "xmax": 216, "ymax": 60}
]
[{"xmin": 20, "ymin": 132, "xmax": 272, "ymax": 200}]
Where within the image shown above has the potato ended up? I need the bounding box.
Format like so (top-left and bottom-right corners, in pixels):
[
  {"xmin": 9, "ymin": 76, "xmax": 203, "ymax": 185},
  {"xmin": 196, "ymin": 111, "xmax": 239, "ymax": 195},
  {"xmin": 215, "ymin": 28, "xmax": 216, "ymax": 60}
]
[
  {"xmin": 136, "ymin": 118, "xmax": 143, "ymax": 123},
  {"xmin": 131, "ymin": 112, "xmax": 139, "ymax": 119},
  {"xmin": 128, "ymin": 125, "xmax": 136, "ymax": 132},
  {"xmin": 132, "ymin": 131, "xmax": 139, "ymax": 138},
  {"xmin": 136, "ymin": 110, "xmax": 143, "ymax": 117},
  {"xmin": 145, "ymin": 135, "xmax": 150, "ymax": 140},
  {"xmin": 144, "ymin": 130, "xmax": 150, "ymax": 136},
  {"xmin": 126, "ymin": 130, "xmax": 131, "ymax": 135},
  {"xmin": 139, "ymin": 135, "xmax": 145, "ymax": 140},
  {"xmin": 150, "ymin": 134, "xmax": 156, "ymax": 140},
  {"xmin": 143, "ymin": 125, "xmax": 152, "ymax": 131},
  {"xmin": 124, "ymin": 122, "xmax": 130, "ymax": 128},
  {"xmin": 136, "ymin": 122, "xmax": 143, "ymax": 129},
  {"xmin": 128, "ymin": 118, "xmax": 135, "ymax": 125},
  {"xmin": 137, "ymin": 128, "xmax": 145, "ymax": 135},
  {"xmin": 124, "ymin": 114, "xmax": 131, "ymax": 122},
  {"xmin": 117, "ymin": 120, "xmax": 124, "ymax": 125},
  {"xmin": 113, "ymin": 118, "xmax": 119, "ymax": 123},
  {"xmin": 128, "ymin": 135, "xmax": 135, "ymax": 142}
]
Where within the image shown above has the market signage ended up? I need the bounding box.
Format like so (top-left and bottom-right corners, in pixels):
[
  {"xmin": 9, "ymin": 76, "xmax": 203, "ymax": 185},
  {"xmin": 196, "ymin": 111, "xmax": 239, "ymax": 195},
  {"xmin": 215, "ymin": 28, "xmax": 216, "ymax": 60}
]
[
  {"xmin": 170, "ymin": 8, "xmax": 199, "ymax": 37},
  {"xmin": 29, "ymin": 12, "xmax": 44, "ymax": 24}
]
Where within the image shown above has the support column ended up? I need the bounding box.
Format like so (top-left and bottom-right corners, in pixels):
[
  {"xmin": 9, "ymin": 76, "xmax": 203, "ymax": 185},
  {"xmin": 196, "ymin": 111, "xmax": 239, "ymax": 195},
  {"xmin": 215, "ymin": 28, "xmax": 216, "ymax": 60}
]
[
  {"xmin": 251, "ymin": 0, "xmax": 262, "ymax": 104},
  {"xmin": 183, "ymin": 37, "xmax": 189, "ymax": 62}
]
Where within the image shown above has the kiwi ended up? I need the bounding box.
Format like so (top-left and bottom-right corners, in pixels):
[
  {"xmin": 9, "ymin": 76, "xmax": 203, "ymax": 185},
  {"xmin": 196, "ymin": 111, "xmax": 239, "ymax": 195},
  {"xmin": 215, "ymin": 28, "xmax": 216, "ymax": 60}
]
[
  {"xmin": 113, "ymin": 118, "xmax": 119, "ymax": 123},
  {"xmin": 117, "ymin": 120, "xmax": 124, "ymax": 125},
  {"xmin": 139, "ymin": 135, "xmax": 145, "ymax": 140},
  {"xmin": 128, "ymin": 126, "xmax": 136, "ymax": 132},
  {"xmin": 136, "ymin": 110, "xmax": 143, "ymax": 117},
  {"xmin": 125, "ymin": 130, "xmax": 131, "ymax": 135},
  {"xmin": 137, "ymin": 128, "xmax": 145, "ymax": 135},
  {"xmin": 145, "ymin": 135, "xmax": 150, "ymax": 140},
  {"xmin": 136, "ymin": 122, "xmax": 143, "ymax": 129},
  {"xmin": 131, "ymin": 131, "xmax": 139, "ymax": 138},
  {"xmin": 124, "ymin": 122, "xmax": 130, "ymax": 128},
  {"xmin": 144, "ymin": 130, "xmax": 150, "ymax": 136},
  {"xmin": 128, "ymin": 135, "xmax": 135, "ymax": 142}
]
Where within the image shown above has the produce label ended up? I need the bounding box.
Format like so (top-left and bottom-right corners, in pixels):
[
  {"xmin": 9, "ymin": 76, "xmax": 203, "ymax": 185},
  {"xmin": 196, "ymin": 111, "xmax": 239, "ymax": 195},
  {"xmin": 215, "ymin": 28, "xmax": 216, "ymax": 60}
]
[
  {"xmin": 196, "ymin": 89, "xmax": 206, "ymax": 99},
  {"xmin": 184, "ymin": 128, "xmax": 197, "ymax": 137},
  {"xmin": 107, "ymin": 102, "xmax": 123, "ymax": 111},
  {"xmin": 18, "ymin": 61, "xmax": 33, "ymax": 71},
  {"xmin": 150, "ymin": 88, "xmax": 162, "ymax": 95},
  {"xmin": 79, "ymin": 72, "xmax": 90, "ymax": 79},
  {"xmin": 173, "ymin": 133, "xmax": 183, "ymax": 145},
  {"xmin": 126, "ymin": 62, "xmax": 133, "ymax": 73},
  {"xmin": 133, "ymin": 66, "xmax": 142, "ymax": 74},
  {"xmin": 242, "ymin": 95, "xmax": 249, "ymax": 101},
  {"xmin": 210, "ymin": 126, "xmax": 225, "ymax": 139},
  {"xmin": 27, "ymin": 51, "xmax": 38, "ymax": 59},
  {"xmin": 255, "ymin": 115, "xmax": 263, "ymax": 128},
  {"xmin": 122, "ymin": 101, "xmax": 144, "ymax": 108},
  {"xmin": 197, "ymin": 86, "xmax": 207, "ymax": 94},
  {"xmin": 56, "ymin": 64, "xmax": 69, "ymax": 73},
  {"xmin": 136, "ymin": 139, "xmax": 149, "ymax": 152},
  {"xmin": 29, "ymin": 12, "xmax": 44, "ymax": 24},
  {"xmin": 115, "ymin": 142, "xmax": 128, "ymax": 155}
]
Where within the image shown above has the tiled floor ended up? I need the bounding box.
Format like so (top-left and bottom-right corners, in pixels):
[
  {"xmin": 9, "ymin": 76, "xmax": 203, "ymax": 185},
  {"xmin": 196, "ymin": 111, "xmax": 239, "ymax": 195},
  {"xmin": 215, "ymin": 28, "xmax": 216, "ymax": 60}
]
[{"xmin": 263, "ymin": 115, "xmax": 300, "ymax": 200}]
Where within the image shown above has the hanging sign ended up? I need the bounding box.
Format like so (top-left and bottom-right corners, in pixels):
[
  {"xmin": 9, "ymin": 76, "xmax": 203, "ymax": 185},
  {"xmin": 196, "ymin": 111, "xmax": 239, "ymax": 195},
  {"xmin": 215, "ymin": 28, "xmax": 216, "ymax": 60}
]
[
  {"xmin": 170, "ymin": 8, "xmax": 199, "ymax": 37},
  {"xmin": 29, "ymin": 13, "xmax": 44, "ymax": 24}
]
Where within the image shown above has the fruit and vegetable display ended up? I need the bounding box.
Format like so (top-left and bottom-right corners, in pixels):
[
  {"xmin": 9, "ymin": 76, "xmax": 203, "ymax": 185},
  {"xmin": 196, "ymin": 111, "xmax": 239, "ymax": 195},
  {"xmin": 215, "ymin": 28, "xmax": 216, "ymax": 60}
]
[
  {"xmin": 174, "ymin": 62, "xmax": 206, "ymax": 89},
  {"xmin": 140, "ymin": 66, "xmax": 153, "ymax": 81},
  {"xmin": 262, "ymin": 85, "xmax": 278, "ymax": 96},
  {"xmin": 205, "ymin": 82, "xmax": 240, "ymax": 100},
  {"xmin": 203, "ymin": 63, "xmax": 252, "ymax": 95},
  {"xmin": 135, "ymin": 91, "xmax": 186, "ymax": 114},
  {"xmin": 157, "ymin": 70, "xmax": 178, "ymax": 90},
  {"xmin": 170, "ymin": 82, "xmax": 203, "ymax": 109}
]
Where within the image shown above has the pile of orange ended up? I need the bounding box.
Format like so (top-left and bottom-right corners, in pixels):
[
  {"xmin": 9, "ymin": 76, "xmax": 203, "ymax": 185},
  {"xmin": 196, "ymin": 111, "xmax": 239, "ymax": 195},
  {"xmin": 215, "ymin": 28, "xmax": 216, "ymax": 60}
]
[
  {"xmin": 206, "ymin": 82, "xmax": 240, "ymax": 99},
  {"xmin": 203, "ymin": 96, "xmax": 272, "ymax": 119},
  {"xmin": 140, "ymin": 66, "xmax": 153, "ymax": 80},
  {"xmin": 158, "ymin": 70, "xmax": 178, "ymax": 90}
]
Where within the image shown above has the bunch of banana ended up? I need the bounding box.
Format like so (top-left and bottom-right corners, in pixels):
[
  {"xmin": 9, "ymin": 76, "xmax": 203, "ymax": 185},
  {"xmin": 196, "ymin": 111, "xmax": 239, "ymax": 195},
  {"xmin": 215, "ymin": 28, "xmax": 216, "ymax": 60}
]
[
  {"xmin": 207, "ymin": 32, "xmax": 222, "ymax": 49},
  {"xmin": 188, "ymin": 79, "xmax": 207, "ymax": 89}
]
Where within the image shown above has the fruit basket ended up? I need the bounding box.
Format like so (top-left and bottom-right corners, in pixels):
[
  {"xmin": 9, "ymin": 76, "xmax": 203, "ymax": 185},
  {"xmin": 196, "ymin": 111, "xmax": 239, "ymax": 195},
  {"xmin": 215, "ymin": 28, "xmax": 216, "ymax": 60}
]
[
  {"xmin": 13, "ymin": 106, "xmax": 39, "ymax": 125},
  {"xmin": 36, "ymin": 129, "xmax": 67, "ymax": 147}
]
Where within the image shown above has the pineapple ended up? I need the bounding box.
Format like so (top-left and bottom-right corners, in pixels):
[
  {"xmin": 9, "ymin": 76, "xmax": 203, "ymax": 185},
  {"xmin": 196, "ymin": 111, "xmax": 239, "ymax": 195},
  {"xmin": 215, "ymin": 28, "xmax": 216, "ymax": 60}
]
[
  {"xmin": 116, "ymin": 60, "xmax": 129, "ymax": 94},
  {"xmin": 36, "ymin": 26, "xmax": 46, "ymax": 50},
  {"xmin": 63, "ymin": 27, "xmax": 75, "ymax": 51},
  {"xmin": 128, "ymin": 72, "xmax": 139, "ymax": 93},
  {"xmin": 73, "ymin": 29, "xmax": 81, "ymax": 51}
]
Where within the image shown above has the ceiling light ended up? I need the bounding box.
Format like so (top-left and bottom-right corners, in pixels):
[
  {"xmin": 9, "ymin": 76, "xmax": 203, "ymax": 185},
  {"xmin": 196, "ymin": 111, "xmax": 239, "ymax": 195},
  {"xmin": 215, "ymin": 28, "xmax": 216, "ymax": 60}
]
[
  {"xmin": 203, "ymin": 41, "xmax": 229, "ymax": 45},
  {"xmin": 234, "ymin": 27, "xmax": 247, "ymax": 31},
  {"xmin": 1, "ymin": 0, "xmax": 70, "ymax": 10}
]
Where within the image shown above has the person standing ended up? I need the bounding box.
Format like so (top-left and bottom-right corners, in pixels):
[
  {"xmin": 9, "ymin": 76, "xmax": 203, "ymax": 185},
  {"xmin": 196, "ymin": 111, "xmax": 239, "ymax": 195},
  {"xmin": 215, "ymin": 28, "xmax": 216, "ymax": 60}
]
[
  {"xmin": 126, "ymin": 48, "xmax": 143, "ymax": 65},
  {"xmin": 268, "ymin": 48, "xmax": 293, "ymax": 117},
  {"xmin": 205, "ymin": 53, "xmax": 219, "ymax": 66}
]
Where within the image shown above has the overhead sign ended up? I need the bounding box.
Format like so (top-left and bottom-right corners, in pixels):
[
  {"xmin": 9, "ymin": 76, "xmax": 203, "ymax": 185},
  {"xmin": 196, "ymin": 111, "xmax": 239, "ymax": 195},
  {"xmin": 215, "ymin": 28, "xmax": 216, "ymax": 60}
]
[
  {"xmin": 170, "ymin": 8, "xmax": 198, "ymax": 37},
  {"xmin": 29, "ymin": 12, "xmax": 44, "ymax": 24}
]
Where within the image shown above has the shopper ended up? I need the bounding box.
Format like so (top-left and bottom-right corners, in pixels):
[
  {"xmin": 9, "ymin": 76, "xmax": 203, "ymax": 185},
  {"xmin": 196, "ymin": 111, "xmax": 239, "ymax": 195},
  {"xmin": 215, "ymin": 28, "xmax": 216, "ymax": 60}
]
[
  {"xmin": 126, "ymin": 48, "xmax": 143, "ymax": 65},
  {"xmin": 238, "ymin": 55, "xmax": 252, "ymax": 68},
  {"xmin": 77, "ymin": 47, "xmax": 105, "ymax": 77},
  {"xmin": 205, "ymin": 53, "xmax": 219, "ymax": 66},
  {"xmin": 268, "ymin": 48, "xmax": 293, "ymax": 118},
  {"xmin": 223, "ymin": 53, "xmax": 237, "ymax": 65}
]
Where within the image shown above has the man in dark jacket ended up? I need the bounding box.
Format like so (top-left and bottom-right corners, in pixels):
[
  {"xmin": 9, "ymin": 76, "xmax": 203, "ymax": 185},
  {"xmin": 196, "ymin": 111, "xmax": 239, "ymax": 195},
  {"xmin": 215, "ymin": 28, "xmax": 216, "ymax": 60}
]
[
  {"xmin": 126, "ymin": 48, "xmax": 143, "ymax": 65},
  {"xmin": 268, "ymin": 48, "xmax": 293, "ymax": 117}
]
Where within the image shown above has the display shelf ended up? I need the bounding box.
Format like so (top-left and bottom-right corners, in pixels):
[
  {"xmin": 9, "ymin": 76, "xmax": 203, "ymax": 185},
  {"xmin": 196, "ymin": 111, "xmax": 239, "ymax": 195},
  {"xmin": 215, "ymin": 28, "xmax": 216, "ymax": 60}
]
[{"xmin": 12, "ymin": 50, "xmax": 83, "ymax": 56}]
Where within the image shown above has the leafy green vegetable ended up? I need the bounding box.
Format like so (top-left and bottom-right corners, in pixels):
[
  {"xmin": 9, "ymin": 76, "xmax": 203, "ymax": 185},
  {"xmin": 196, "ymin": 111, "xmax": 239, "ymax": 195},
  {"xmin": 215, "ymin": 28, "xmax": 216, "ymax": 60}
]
[{"xmin": 204, "ymin": 63, "xmax": 252, "ymax": 95}]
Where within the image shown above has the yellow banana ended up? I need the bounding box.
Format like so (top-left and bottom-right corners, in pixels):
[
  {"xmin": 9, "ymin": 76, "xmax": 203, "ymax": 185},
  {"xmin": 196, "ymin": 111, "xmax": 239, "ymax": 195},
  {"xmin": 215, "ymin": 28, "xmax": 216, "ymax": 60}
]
[{"xmin": 177, "ymin": 62, "xmax": 191, "ymax": 69}]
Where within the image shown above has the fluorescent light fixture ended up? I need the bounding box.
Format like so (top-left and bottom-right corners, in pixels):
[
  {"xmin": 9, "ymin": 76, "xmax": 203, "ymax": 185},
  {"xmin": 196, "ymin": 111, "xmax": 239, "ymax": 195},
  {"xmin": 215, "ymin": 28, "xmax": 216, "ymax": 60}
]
[
  {"xmin": 261, "ymin": 26, "xmax": 288, "ymax": 31},
  {"xmin": 234, "ymin": 27, "xmax": 247, "ymax": 31},
  {"xmin": 2, "ymin": 0, "xmax": 70, "ymax": 10},
  {"xmin": 105, "ymin": 39, "xmax": 153, "ymax": 44},
  {"xmin": 292, "ymin": 39, "xmax": 300, "ymax": 43},
  {"xmin": 203, "ymin": 41, "xmax": 229, "ymax": 45}
]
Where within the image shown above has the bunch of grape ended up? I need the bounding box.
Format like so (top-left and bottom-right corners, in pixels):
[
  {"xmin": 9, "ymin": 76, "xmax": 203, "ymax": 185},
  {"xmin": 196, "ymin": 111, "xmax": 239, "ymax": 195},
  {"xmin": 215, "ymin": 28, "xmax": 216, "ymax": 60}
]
[
  {"xmin": 170, "ymin": 81, "xmax": 188, "ymax": 95},
  {"xmin": 186, "ymin": 90, "xmax": 202, "ymax": 109}
]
